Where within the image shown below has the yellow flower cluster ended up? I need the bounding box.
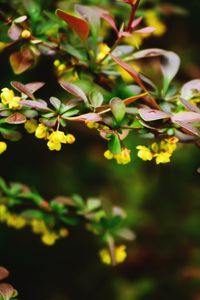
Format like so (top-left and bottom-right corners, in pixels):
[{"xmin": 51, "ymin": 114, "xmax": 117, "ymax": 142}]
[
  {"xmin": 31, "ymin": 219, "xmax": 69, "ymax": 246},
  {"xmin": 0, "ymin": 204, "xmax": 69, "ymax": 246},
  {"xmin": 136, "ymin": 137, "xmax": 179, "ymax": 165},
  {"xmin": 0, "ymin": 141, "xmax": 7, "ymax": 154},
  {"xmin": 53, "ymin": 59, "xmax": 67, "ymax": 75},
  {"xmin": 47, "ymin": 130, "xmax": 75, "ymax": 151},
  {"xmin": 0, "ymin": 88, "xmax": 22, "ymax": 110},
  {"xmin": 25, "ymin": 121, "xmax": 76, "ymax": 151},
  {"xmin": 100, "ymin": 245, "xmax": 127, "ymax": 265},
  {"xmin": 104, "ymin": 148, "xmax": 131, "ymax": 165},
  {"xmin": 0, "ymin": 204, "xmax": 26, "ymax": 229},
  {"xmin": 144, "ymin": 10, "xmax": 167, "ymax": 37}
]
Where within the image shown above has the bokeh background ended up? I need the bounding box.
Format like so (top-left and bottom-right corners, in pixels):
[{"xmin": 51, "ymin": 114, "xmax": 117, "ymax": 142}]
[{"xmin": 0, "ymin": 0, "xmax": 200, "ymax": 299}]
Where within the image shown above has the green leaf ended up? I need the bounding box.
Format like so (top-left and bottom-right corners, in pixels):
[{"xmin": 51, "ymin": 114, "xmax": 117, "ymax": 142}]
[
  {"xmin": 110, "ymin": 97, "xmax": 126, "ymax": 123},
  {"xmin": 89, "ymin": 90, "xmax": 104, "ymax": 108},
  {"xmin": 108, "ymin": 134, "xmax": 121, "ymax": 155}
]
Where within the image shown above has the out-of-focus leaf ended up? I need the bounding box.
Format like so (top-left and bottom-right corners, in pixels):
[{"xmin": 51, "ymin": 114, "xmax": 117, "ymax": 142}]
[
  {"xmin": 139, "ymin": 108, "xmax": 170, "ymax": 121},
  {"xmin": 110, "ymin": 97, "xmax": 126, "ymax": 123},
  {"xmin": 8, "ymin": 22, "xmax": 22, "ymax": 41},
  {"xmin": 0, "ymin": 267, "xmax": 9, "ymax": 281},
  {"xmin": 180, "ymin": 79, "xmax": 200, "ymax": 100},
  {"xmin": 14, "ymin": 15, "xmax": 27, "ymax": 23},
  {"xmin": 180, "ymin": 98, "xmax": 200, "ymax": 114},
  {"xmin": 0, "ymin": 283, "xmax": 16, "ymax": 300},
  {"xmin": 9, "ymin": 47, "xmax": 35, "ymax": 75},
  {"xmin": 112, "ymin": 45, "xmax": 134, "ymax": 57},
  {"xmin": 56, "ymin": 9, "xmax": 89, "ymax": 41},
  {"xmin": 171, "ymin": 112, "xmax": 200, "ymax": 123}
]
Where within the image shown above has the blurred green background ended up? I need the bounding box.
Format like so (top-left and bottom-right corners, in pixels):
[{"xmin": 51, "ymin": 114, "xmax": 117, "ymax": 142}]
[{"xmin": 0, "ymin": 0, "xmax": 200, "ymax": 299}]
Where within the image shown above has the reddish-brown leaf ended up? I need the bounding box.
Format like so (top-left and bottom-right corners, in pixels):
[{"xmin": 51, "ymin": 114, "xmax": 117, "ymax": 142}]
[
  {"xmin": 9, "ymin": 47, "xmax": 35, "ymax": 74},
  {"xmin": 6, "ymin": 113, "xmax": 26, "ymax": 124},
  {"xmin": 56, "ymin": 9, "xmax": 89, "ymax": 41}
]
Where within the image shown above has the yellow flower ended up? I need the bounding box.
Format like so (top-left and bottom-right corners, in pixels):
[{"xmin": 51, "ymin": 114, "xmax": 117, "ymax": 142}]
[
  {"xmin": 41, "ymin": 232, "xmax": 58, "ymax": 246},
  {"xmin": 35, "ymin": 123, "xmax": 48, "ymax": 139},
  {"xmin": 86, "ymin": 121, "xmax": 99, "ymax": 129},
  {"xmin": 155, "ymin": 152, "xmax": 171, "ymax": 165},
  {"xmin": 47, "ymin": 140, "xmax": 61, "ymax": 151},
  {"xmin": 31, "ymin": 219, "xmax": 47, "ymax": 234},
  {"xmin": 114, "ymin": 148, "xmax": 131, "ymax": 165},
  {"xmin": 48, "ymin": 130, "xmax": 67, "ymax": 144},
  {"xmin": 53, "ymin": 59, "xmax": 60, "ymax": 67},
  {"xmin": 57, "ymin": 64, "xmax": 66, "ymax": 73},
  {"xmin": 0, "ymin": 141, "xmax": 7, "ymax": 154},
  {"xmin": 100, "ymin": 245, "xmax": 127, "ymax": 265},
  {"xmin": 0, "ymin": 88, "xmax": 15, "ymax": 105},
  {"xmin": 136, "ymin": 145, "xmax": 154, "ymax": 161},
  {"xmin": 21, "ymin": 29, "xmax": 31, "ymax": 39},
  {"xmin": 6, "ymin": 215, "xmax": 26, "ymax": 229},
  {"xmin": 0, "ymin": 204, "xmax": 8, "ymax": 221},
  {"xmin": 97, "ymin": 43, "xmax": 110, "ymax": 62},
  {"xmin": 7, "ymin": 96, "xmax": 22, "ymax": 110},
  {"xmin": 104, "ymin": 150, "xmax": 114, "ymax": 160},
  {"xmin": 24, "ymin": 119, "xmax": 38, "ymax": 133},
  {"xmin": 65, "ymin": 133, "xmax": 76, "ymax": 144},
  {"xmin": 47, "ymin": 130, "xmax": 70, "ymax": 151}
]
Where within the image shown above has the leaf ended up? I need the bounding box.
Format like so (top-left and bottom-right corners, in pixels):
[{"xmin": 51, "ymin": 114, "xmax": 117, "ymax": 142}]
[
  {"xmin": 174, "ymin": 121, "xmax": 200, "ymax": 137},
  {"xmin": 69, "ymin": 113, "xmax": 102, "ymax": 122},
  {"xmin": 14, "ymin": 15, "xmax": 27, "ymax": 23},
  {"xmin": 86, "ymin": 198, "xmax": 101, "ymax": 212},
  {"xmin": 60, "ymin": 81, "xmax": 88, "ymax": 103},
  {"xmin": 0, "ymin": 267, "xmax": 9, "ymax": 281},
  {"xmin": 180, "ymin": 98, "xmax": 200, "ymax": 114},
  {"xmin": 134, "ymin": 26, "xmax": 155, "ymax": 34},
  {"xmin": 75, "ymin": 4, "xmax": 107, "ymax": 29},
  {"xmin": 11, "ymin": 81, "xmax": 35, "ymax": 100},
  {"xmin": 25, "ymin": 82, "xmax": 45, "ymax": 94},
  {"xmin": 20, "ymin": 100, "xmax": 50, "ymax": 111},
  {"xmin": 108, "ymin": 134, "xmax": 121, "ymax": 154},
  {"xmin": 111, "ymin": 55, "xmax": 147, "ymax": 91},
  {"xmin": 89, "ymin": 90, "xmax": 104, "ymax": 108},
  {"xmin": 21, "ymin": 209, "xmax": 44, "ymax": 220},
  {"xmin": 49, "ymin": 97, "xmax": 61, "ymax": 110},
  {"xmin": 171, "ymin": 112, "xmax": 200, "ymax": 123},
  {"xmin": 123, "ymin": 92, "xmax": 147, "ymax": 105},
  {"xmin": 180, "ymin": 79, "xmax": 200, "ymax": 100},
  {"xmin": 111, "ymin": 45, "xmax": 134, "ymax": 57},
  {"xmin": 61, "ymin": 109, "xmax": 79, "ymax": 118},
  {"xmin": 56, "ymin": 9, "xmax": 89, "ymax": 41},
  {"xmin": 101, "ymin": 13, "xmax": 118, "ymax": 33},
  {"xmin": 8, "ymin": 22, "xmax": 22, "ymax": 40},
  {"xmin": 110, "ymin": 97, "xmax": 126, "ymax": 123},
  {"xmin": 6, "ymin": 113, "xmax": 26, "ymax": 124},
  {"xmin": 9, "ymin": 46, "xmax": 35, "ymax": 74},
  {"xmin": 139, "ymin": 108, "xmax": 170, "ymax": 121},
  {"xmin": 133, "ymin": 48, "xmax": 180, "ymax": 92}
]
